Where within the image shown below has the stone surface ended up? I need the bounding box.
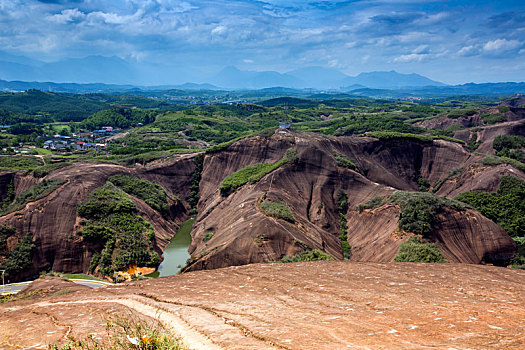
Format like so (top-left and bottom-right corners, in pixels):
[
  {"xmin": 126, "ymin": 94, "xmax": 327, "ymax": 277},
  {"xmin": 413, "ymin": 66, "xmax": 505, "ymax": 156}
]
[{"xmin": 1, "ymin": 262, "xmax": 524, "ymax": 349}]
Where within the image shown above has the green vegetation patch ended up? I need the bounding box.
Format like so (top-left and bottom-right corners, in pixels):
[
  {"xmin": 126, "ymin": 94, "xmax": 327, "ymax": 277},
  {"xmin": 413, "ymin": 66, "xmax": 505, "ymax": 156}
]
[
  {"xmin": 455, "ymin": 176, "xmax": 525, "ymax": 238},
  {"xmin": 336, "ymin": 189, "xmax": 351, "ymax": 259},
  {"xmin": 0, "ymin": 155, "xmax": 43, "ymax": 170},
  {"xmin": 394, "ymin": 236, "xmax": 446, "ymax": 263},
  {"xmin": 32, "ymin": 162, "xmax": 71, "ymax": 178},
  {"xmin": 1, "ymin": 234, "xmax": 35, "ymax": 280},
  {"xmin": 51, "ymin": 312, "xmax": 185, "ymax": 350},
  {"xmin": 203, "ymin": 232, "xmax": 214, "ymax": 242},
  {"xmin": 108, "ymin": 174, "xmax": 171, "ymax": 215},
  {"xmin": 220, "ymin": 148, "xmax": 297, "ymax": 196},
  {"xmin": 81, "ymin": 108, "xmax": 157, "ymax": 130},
  {"xmin": 0, "ymin": 178, "xmax": 66, "ymax": 216},
  {"xmin": 366, "ymin": 131, "xmax": 433, "ymax": 143},
  {"xmin": 78, "ymin": 183, "xmax": 159, "ymax": 278},
  {"xmin": 479, "ymin": 155, "xmax": 525, "ymax": 172},
  {"xmin": 447, "ymin": 108, "xmax": 477, "ymax": 119},
  {"xmin": 260, "ymin": 200, "xmax": 295, "ymax": 223},
  {"xmin": 481, "ymin": 112, "xmax": 506, "ymax": 125},
  {"xmin": 187, "ymin": 154, "xmax": 204, "ymax": 215},
  {"xmin": 358, "ymin": 191, "xmax": 469, "ymax": 236},
  {"xmin": 432, "ymin": 168, "xmax": 464, "ymax": 193},
  {"xmin": 277, "ymin": 249, "xmax": 334, "ymax": 263},
  {"xmin": 493, "ymin": 135, "xmax": 525, "ymax": 162},
  {"xmin": 0, "ymin": 225, "xmax": 15, "ymax": 255},
  {"xmin": 333, "ymin": 152, "xmax": 357, "ymax": 171},
  {"xmin": 367, "ymin": 131, "xmax": 465, "ymax": 145}
]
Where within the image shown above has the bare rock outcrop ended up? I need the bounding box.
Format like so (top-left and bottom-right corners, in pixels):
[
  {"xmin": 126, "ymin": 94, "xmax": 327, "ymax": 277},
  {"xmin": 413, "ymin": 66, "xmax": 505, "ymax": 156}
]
[{"xmin": 185, "ymin": 131, "xmax": 517, "ymax": 271}]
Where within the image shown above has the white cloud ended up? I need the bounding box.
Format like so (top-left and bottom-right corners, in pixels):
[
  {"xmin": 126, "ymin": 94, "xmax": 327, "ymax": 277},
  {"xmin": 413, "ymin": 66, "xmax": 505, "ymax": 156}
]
[
  {"xmin": 211, "ymin": 25, "xmax": 227, "ymax": 35},
  {"xmin": 49, "ymin": 8, "xmax": 86, "ymax": 24},
  {"xmin": 393, "ymin": 53, "xmax": 426, "ymax": 62},
  {"xmin": 483, "ymin": 39, "xmax": 521, "ymax": 52},
  {"xmin": 457, "ymin": 45, "xmax": 479, "ymax": 57}
]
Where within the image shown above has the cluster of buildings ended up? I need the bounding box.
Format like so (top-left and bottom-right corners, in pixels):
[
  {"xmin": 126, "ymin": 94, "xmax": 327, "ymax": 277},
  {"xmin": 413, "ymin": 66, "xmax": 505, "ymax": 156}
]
[{"xmin": 41, "ymin": 126, "xmax": 120, "ymax": 151}]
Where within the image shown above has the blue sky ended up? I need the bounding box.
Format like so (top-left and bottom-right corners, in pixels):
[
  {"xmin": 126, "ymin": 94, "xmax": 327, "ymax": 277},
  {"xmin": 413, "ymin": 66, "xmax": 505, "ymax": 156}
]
[{"xmin": 0, "ymin": 0, "xmax": 524, "ymax": 84}]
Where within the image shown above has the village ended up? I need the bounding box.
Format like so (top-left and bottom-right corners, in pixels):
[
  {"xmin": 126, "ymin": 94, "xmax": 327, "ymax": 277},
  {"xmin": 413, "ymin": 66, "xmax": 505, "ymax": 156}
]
[{"xmin": 39, "ymin": 125, "xmax": 120, "ymax": 151}]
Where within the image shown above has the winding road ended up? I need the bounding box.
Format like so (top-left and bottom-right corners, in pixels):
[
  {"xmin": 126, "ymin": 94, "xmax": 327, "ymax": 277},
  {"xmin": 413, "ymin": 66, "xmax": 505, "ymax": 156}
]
[{"xmin": 1, "ymin": 278, "xmax": 112, "ymax": 295}]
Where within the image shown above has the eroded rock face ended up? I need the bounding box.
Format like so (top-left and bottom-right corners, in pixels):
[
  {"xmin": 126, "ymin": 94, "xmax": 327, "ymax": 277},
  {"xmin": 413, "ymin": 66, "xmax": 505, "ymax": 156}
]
[
  {"xmin": 186, "ymin": 131, "xmax": 518, "ymax": 271},
  {"xmin": 346, "ymin": 206, "xmax": 516, "ymax": 265},
  {"xmin": 0, "ymin": 158, "xmax": 195, "ymax": 281},
  {"xmin": 0, "ymin": 131, "xmax": 521, "ymax": 279}
]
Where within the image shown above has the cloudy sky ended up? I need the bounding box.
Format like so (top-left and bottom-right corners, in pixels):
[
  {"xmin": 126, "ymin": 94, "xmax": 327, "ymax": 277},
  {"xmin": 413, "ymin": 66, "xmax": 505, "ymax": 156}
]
[{"xmin": 0, "ymin": 0, "xmax": 524, "ymax": 84}]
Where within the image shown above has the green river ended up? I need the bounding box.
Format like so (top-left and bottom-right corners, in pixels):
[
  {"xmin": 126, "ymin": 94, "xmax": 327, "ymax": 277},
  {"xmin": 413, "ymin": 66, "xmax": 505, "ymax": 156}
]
[{"xmin": 157, "ymin": 219, "xmax": 194, "ymax": 277}]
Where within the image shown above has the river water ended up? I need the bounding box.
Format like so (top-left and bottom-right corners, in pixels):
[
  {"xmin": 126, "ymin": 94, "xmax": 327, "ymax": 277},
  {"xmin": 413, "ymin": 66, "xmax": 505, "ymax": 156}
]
[{"xmin": 157, "ymin": 219, "xmax": 194, "ymax": 277}]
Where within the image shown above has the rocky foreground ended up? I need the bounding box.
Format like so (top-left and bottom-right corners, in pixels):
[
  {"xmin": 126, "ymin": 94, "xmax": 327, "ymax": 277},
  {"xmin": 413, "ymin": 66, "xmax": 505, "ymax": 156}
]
[{"xmin": 1, "ymin": 262, "xmax": 524, "ymax": 349}]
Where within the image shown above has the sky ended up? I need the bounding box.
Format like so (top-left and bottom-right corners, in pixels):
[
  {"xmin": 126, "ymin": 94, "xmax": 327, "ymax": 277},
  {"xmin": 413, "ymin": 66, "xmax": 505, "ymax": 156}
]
[{"xmin": 0, "ymin": 0, "xmax": 524, "ymax": 84}]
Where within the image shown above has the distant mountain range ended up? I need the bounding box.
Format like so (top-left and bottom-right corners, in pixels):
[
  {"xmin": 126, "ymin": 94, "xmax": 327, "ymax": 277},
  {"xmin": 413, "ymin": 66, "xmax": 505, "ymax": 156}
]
[
  {"xmin": 0, "ymin": 51, "xmax": 450, "ymax": 90},
  {"xmin": 0, "ymin": 51, "xmax": 524, "ymax": 96},
  {"xmin": 209, "ymin": 66, "xmax": 446, "ymax": 89}
]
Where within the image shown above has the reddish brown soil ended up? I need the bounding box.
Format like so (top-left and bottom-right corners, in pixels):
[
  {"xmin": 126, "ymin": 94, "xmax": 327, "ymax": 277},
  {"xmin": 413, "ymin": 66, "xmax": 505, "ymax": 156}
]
[{"xmin": 1, "ymin": 262, "xmax": 524, "ymax": 349}]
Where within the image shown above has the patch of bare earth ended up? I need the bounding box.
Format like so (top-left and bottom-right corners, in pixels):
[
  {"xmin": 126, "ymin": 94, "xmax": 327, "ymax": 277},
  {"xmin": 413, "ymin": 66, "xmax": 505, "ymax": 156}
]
[{"xmin": 1, "ymin": 262, "xmax": 525, "ymax": 349}]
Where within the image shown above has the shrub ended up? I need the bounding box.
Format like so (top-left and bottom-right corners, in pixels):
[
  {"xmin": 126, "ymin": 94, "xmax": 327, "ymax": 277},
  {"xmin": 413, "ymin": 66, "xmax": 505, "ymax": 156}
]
[
  {"xmin": 51, "ymin": 312, "xmax": 185, "ymax": 350},
  {"xmin": 260, "ymin": 201, "xmax": 294, "ymax": 223},
  {"xmin": 334, "ymin": 152, "xmax": 357, "ymax": 171},
  {"xmin": 187, "ymin": 154, "xmax": 204, "ymax": 212},
  {"xmin": 418, "ymin": 177, "xmax": 430, "ymax": 192},
  {"xmin": 0, "ymin": 178, "xmax": 66, "ymax": 215},
  {"xmin": 389, "ymin": 191, "xmax": 469, "ymax": 236},
  {"xmin": 78, "ymin": 183, "xmax": 160, "ymax": 277},
  {"xmin": 481, "ymin": 112, "xmax": 506, "ymax": 125},
  {"xmin": 336, "ymin": 189, "xmax": 350, "ymax": 259},
  {"xmin": 357, "ymin": 196, "xmax": 387, "ymax": 212},
  {"xmin": 455, "ymin": 176, "xmax": 525, "ymax": 237},
  {"xmin": 108, "ymin": 174, "xmax": 170, "ymax": 215},
  {"xmin": 0, "ymin": 155, "xmax": 43, "ymax": 170},
  {"xmin": 358, "ymin": 192, "xmax": 468, "ymax": 236},
  {"xmin": 447, "ymin": 109, "xmax": 477, "ymax": 119},
  {"xmin": 219, "ymin": 148, "xmax": 296, "ymax": 196},
  {"xmin": 32, "ymin": 162, "xmax": 70, "ymax": 178},
  {"xmin": 498, "ymin": 105, "xmax": 510, "ymax": 113},
  {"xmin": 0, "ymin": 225, "xmax": 15, "ymax": 255},
  {"xmin": 1, "ymin": 234, "xmax": 35, "ymax": 279},
  {"xmin": 77, "ymin": 183, "xmax": 135, "ymax": 220},
  {"xmin": 203, "ymin": 232, "xmax": 214, "ymax": 242},
  {"xmin": 367, "ymin": 131, "xmax": 433, "ymax": 143},
  {"xmin": 479, "ymin": 155, "xmax": 525, "ymax": 172},
  {"xmin": 278, "ymin": 249, "xmax": 334, "ymax": 263},
  {"xmin": 394, "ymin": 236, "xmax": 446, "ymax": 263}
]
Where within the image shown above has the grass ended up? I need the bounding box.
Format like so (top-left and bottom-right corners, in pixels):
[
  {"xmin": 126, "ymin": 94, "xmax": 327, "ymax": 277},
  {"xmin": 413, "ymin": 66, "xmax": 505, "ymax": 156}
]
[
  {"xmin": 34, "ymin": 147, "xmax": 52, "ymax": 155},
  {"xmin": 63, "ymin": 273, "xmax": 107, "ymax": 282},
  {"xmin": 51, "ymin": 311, "xmax": 186, "ymax": 350}
]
